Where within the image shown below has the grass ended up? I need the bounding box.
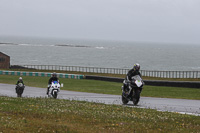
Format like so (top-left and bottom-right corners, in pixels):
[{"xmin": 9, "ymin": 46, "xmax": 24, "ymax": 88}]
[
  {"xmin": 0, "ymin": 70, "xmax": 200, "ymax": 132},
  {"xmin": 1, "ymin": 75, "xmax": 200, "ymax": 100},
  {"xmin": 0, "ymin": 96, "xmax": 199, "ymax": 132}
]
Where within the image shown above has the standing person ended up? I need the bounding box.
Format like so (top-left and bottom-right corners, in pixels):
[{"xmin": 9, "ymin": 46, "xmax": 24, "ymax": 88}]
[
  {"xmin": 15, "ymin": 77, "xmax": 25, "ymax": 93},
  {"xmin": 46, "ymin": 72, "xmax": 59, "ymax": 95},
  {"xmin": 122, "ymin": 63, "xmax": 141, "ymax": 92}
]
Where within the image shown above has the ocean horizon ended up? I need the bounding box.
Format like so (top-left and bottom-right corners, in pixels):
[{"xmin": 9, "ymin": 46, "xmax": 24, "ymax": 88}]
[{"xmin": 1, "ymin": 35, "xmax": 200, "ymax": 71}]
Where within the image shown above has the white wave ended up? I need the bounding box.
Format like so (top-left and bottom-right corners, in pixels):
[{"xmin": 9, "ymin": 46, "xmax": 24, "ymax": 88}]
[
  {"xmin": 95, "ymin": 46, "xmax": 105, "ymax": 49},
  {"xmin": 19, "ymin": 43, "xmax": 47, "ymax": 47},
  {"xmin": 18, "ymin": 43, "xmax": 30, "ymax": 46},
  {"xmin": 0, "ymin": 43, "xmax": 18, "ymax": 46}
]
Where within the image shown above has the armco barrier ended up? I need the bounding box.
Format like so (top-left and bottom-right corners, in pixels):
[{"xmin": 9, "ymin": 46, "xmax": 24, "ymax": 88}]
[
  {"xmin": 0, "ymin": 70, "xmax": 84, "ymax": 79},
  {"xmin": 85, "ymin": 75, "xmax": 124, "ymax": 82},
  {"xmin": 12, "ymin": 64, "xmax": 200, "ymax": 78},
  {"xmin": 85, "ymin": 75, "xmax": 200, "ymax": 89}
]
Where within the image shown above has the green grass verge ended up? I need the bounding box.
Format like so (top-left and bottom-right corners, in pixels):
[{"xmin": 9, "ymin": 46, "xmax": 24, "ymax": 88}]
[
  {"xmin": 1, "ymin": 75, "xmax": 200, "ymax": 100},
  {"xmin": 0, "ymin": 96, "xmax": 199, "ymax": 132}
]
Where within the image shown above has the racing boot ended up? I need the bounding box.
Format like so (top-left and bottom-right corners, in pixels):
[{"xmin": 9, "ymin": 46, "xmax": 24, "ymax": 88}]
[{"xmin": 46, "ymin": 88, "xmax": 49, "ymax": 95}]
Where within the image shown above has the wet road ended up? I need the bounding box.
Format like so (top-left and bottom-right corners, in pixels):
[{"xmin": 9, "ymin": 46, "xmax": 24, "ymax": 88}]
[{"xmin": 0, "ymin": 83, "xmax": 200, "ymax": 116}]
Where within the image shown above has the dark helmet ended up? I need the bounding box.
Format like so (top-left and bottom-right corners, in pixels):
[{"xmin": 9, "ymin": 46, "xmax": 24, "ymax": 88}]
[
  {"xmin": 52, "ymin": 72, "xmax": 57, "ymax": 77},
  {"xmin": 133, "ymin": 63, "xmax": 140, "ymax": 72}
]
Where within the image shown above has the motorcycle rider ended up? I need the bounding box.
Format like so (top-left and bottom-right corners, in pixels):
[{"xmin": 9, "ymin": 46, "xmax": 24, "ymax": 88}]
[
  {"xmin": 122, "ymin": 63, "xmax": 141, "ymax": 93},
  {"xmin": 15, "ymin": 77, "xmax": 25, "ymax": 93},
  {"xmin": 46, "ymin": 72, "xmax": 59, "ymax": 95}
]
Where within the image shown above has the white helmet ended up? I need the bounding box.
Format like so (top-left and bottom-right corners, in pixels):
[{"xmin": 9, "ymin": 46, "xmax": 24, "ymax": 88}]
[{"xmin": 133, "ymin": 63, "xmax": 140, "ymax": 72}]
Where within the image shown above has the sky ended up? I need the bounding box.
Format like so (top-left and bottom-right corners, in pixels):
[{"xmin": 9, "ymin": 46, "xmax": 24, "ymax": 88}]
[{"xmin": 0, "ymin": 0, "xmax": 200, "ymax": 44}]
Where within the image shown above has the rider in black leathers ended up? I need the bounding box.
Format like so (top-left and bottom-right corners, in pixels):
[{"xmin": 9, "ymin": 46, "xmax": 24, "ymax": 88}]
[
  {"xmin": 46, "ymin": 72, "xmax": 59, "ymax": 95},
  {"xmin": 122, "ymin": 63, "xmax": 141, "ymax": 92}
]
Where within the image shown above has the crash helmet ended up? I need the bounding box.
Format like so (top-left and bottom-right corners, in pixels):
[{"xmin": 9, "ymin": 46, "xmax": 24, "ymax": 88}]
[
  {"xmin": 19, "ymin": 77, "xmax": 22, "ymax": 80},
  {"xmin": 52, "ymin": 72, "xmax": 57, "ymax": 77},
  {"xmin": 133, "ymin": 63, "xmax": 140, "ymax": 72}
]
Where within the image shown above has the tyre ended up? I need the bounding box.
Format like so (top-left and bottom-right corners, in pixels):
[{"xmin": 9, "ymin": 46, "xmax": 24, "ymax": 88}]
[
  {"xmin": 53, "ymin": 91, "xmax": 57, "ymax": 99},
  {"xmin": 16, "ymin": 88, "xmax": 23, "ymax": 97},
  {"xmin": 122, "ymin": 93, "xmax": 128, "ymax": 104},
  {"xmin": 133, "ymin": 90, "xmax": 140, "ymax": 105}
]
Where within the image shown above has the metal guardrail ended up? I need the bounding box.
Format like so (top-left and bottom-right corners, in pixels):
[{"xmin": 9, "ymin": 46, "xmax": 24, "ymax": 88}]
[{"xmin": 11, "ymin": 65, "xmax": 200, "ymax": 78}]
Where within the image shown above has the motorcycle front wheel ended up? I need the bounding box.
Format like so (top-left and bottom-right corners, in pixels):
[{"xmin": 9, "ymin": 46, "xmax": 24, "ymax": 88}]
[
  {"xmin": 16, "ymin": 88, "xmax": 23, "ymax": 97},
  {"xmin": 122, "ymin": 93, "xmax": 129, "ymax": 104},
  {"xmin": 53, "ymin": 91, "xmax": 57, "ymax": 99},
  {"xmin": 132, "ymin": 90, "xmax": 140, "ymax": 105}
]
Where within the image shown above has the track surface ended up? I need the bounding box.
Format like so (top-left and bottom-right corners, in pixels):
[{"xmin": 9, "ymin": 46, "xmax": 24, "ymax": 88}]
[{"xmin": 0, "ymin": 83, "xmax": 199, "ymax": 116}]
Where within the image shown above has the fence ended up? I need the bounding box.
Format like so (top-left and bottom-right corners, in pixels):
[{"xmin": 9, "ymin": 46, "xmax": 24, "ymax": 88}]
[
  {"xmin": 10, "ymin": 65, "xmax": 200, "ymax": 78},
  {"xmin": 0, "ymin": 70, "xmax": 84, "ymax": 79}
]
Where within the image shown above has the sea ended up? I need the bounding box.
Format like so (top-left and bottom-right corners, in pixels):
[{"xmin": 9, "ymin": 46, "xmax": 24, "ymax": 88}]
[{"xmin": 1, "ymin": 35, "xmax": 200, "ymax": 71}]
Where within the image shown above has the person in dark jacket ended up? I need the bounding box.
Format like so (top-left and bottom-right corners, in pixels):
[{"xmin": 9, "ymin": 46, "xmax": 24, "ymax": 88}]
[
  {"xmin": 122, "ymin": 63, "xmax": 141, "ymax": 92},
  {"xmin": 46, "ymin": 72, "xmax": 59, "ymax": 95},
  {"xmin": 15, "ymin": 77, "xmax": 25, "ymax": 93},
  {"xmin": 126, "ymin": 63, "xmax": 141, "ymax": 81}
]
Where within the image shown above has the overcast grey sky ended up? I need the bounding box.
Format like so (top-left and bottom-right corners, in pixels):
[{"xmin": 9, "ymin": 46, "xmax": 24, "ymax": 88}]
[{"xmin": 0, "ymin": 0, "xmax": 200, "ymax": 44}]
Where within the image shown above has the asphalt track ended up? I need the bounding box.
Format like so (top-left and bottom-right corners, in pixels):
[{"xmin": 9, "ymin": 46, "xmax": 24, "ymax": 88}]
[{"xmin": 0, "ymin": 83, "xmax": 199, "ymax": 116}]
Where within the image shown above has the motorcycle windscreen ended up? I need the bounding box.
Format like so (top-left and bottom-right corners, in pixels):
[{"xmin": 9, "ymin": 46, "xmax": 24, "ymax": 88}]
[
  {"xmin": 52, "ymin": 81, "xmax": 58, "ymax": 84},
  {"xmin": 18, "ymin": 83, "xmax": 23, "ymax": 87},
  {"xmin": 132, "ymin": 75, "xmax": 143, "ymax": 87}
]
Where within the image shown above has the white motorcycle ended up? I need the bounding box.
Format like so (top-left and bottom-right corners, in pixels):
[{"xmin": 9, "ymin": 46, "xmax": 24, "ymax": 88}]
[{"xmin": 48, "ymin": 81, "xmax": 60, "ymax": 99}]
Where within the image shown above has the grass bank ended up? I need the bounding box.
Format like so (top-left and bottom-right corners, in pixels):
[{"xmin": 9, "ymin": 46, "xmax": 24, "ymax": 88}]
[
  {"xmin": 0, "ymin": 96, "xmax": 199, "ymax": 132},
  {"xmin": 1, "ymin": 75, "xmax": 200, "ymax": 100}
]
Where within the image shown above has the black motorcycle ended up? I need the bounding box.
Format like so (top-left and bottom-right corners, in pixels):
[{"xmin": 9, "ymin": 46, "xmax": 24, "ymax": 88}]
[
  {"xmin": 16, "ymin": 83, "xmax": 25, "ymax": 97},
  {"xmin": 122, "ymin": 75, "xmax": 144, "ymax": 105}
]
